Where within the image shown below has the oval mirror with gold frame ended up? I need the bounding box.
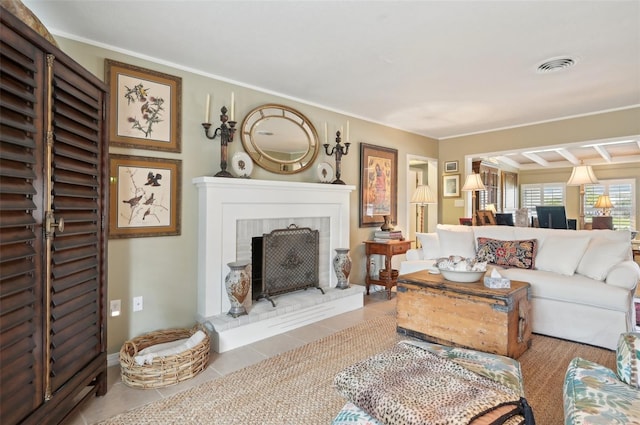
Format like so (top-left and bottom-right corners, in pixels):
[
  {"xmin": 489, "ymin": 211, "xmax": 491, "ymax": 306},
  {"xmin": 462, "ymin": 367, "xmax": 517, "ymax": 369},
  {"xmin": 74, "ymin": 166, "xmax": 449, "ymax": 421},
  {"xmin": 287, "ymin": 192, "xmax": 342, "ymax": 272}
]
[{"xmin": 240, "ymin": 104, "xmax": 319, "ymax": 174}]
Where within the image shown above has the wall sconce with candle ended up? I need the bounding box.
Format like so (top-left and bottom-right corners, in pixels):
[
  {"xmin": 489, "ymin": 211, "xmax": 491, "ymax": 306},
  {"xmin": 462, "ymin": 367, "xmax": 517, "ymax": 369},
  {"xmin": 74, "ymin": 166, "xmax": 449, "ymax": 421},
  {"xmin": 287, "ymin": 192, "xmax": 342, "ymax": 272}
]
[
  {"xmin": 202, "ymin": 92, "xmax": 236, "ymax": 177},
  {"xmin": 323, "ymin": 121, "xmax": 350, "ymax": 184}
]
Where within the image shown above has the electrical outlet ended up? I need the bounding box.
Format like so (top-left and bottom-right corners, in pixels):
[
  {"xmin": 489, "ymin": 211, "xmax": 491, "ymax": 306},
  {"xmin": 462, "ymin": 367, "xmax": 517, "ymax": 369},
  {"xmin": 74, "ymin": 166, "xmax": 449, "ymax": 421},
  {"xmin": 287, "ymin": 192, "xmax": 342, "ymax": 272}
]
[
  {"xmin": 133, "ymin": 296, "xmax": 143, "ymax": 312},
  {"xmin": 110, "ymin": 299, "xmax": 121, "ymax": 317}
]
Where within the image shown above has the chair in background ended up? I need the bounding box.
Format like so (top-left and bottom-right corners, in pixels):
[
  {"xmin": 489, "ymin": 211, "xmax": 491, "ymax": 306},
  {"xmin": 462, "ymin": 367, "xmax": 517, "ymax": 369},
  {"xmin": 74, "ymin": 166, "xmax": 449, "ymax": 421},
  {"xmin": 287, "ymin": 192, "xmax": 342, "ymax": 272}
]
[
  {"xmin": 515, "ymin": 208, "xmax": 529, "ymax": 227},
  {"xmin": 459, "ymin": 218, "xmax": 473, "ymax": 226},
  {"xmin": 476, "ymin": 210, "xmax": 496, "ymax": 226},
  {"xmin": 495, "ymin": 213, "xmax": 514, "ymax": 226}
]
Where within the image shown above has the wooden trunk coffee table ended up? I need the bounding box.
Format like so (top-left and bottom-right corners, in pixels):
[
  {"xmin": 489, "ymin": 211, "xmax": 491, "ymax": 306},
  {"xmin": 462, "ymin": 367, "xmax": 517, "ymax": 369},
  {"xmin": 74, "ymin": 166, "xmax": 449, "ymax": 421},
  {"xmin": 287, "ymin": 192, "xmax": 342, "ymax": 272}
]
[{"xmin": 396, "ymin": 270, "xmax": 532, "ymax": 359}]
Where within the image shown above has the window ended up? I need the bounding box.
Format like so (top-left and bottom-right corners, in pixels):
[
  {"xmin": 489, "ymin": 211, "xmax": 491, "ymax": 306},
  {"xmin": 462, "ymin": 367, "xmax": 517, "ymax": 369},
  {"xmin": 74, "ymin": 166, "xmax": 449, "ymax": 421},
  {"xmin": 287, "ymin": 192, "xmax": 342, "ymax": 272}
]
[
  {"xmin": 584, "ymin": 179, "xmax": 635, "ymax": 230},
  {"xmin": 521, "ymin": 183, "xmax": 566, "ymax": 217}
]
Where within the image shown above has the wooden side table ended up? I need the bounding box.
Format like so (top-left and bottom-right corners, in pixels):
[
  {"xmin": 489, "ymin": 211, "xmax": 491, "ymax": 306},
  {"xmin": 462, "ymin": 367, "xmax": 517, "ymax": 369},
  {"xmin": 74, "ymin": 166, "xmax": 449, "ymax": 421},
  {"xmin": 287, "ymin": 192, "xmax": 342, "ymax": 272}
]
[{"xmin": 364, "ymin": 240, "xmax": 411, "ymax": 298}]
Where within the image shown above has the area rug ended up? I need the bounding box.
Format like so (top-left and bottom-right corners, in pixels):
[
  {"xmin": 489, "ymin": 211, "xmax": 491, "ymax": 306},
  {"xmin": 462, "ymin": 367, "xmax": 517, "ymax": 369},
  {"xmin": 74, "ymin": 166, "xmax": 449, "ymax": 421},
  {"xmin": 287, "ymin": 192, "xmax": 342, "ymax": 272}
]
[{"xmin": 98, "ymin": 315, "xmax": 615, "ymax": 425}]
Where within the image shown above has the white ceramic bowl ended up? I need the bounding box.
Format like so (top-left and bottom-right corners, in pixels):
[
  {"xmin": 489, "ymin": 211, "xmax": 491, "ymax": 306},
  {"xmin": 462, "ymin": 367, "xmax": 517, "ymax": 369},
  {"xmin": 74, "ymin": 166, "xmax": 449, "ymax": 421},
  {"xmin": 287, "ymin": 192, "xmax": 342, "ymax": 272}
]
[{"xmin": 438, "ymin": 268, "xmax": 485, "ymax": 283}]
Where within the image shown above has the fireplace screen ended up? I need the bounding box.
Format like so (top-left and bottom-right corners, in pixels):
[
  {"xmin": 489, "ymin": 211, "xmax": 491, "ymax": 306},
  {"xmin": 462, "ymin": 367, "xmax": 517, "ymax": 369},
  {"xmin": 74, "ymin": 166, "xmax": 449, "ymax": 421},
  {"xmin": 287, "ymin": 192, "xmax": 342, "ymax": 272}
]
[{"xmin": 252, "ymin": 225, "xmax": 323, "ymax": 306}]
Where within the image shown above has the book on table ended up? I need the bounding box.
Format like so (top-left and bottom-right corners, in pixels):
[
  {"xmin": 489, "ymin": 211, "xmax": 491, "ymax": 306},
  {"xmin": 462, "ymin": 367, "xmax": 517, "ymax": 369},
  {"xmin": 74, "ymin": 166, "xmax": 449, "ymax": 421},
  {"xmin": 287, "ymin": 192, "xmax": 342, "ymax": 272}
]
[{"xmin": 373, "ymin": 230, "xmax": 404, "ymax": 242}]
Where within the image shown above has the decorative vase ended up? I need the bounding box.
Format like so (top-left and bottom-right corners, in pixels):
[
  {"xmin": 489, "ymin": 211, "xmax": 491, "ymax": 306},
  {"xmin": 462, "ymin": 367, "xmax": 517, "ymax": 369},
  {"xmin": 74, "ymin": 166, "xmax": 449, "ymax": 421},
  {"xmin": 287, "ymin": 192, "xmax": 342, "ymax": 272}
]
[
  {"xmin": 332, "ymin": 248, "xmax": 352, "ymax": 289},
  {"xmin": 225, "ymin": 261, "xmax": 251, "ymax": 317},
  {"xmin": 380, "ymin": 215, "xmax": 393, "ymax": 231}
]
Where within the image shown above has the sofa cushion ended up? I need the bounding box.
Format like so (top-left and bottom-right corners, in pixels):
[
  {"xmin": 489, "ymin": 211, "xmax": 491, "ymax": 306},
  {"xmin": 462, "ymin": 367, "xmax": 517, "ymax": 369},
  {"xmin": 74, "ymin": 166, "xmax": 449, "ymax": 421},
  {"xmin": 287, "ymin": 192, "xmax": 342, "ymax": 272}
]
[
  {"xmin": 497, "ymin": 267, "xmax": 630, "ymax": 312},
  {"xmin": 472, "ymin": 226, "xmax": 516, "ymax": 248},
  {"xmin": 576, "ymin": 238, "xmax": 631, "ymax": 281},
  {"xmin": 617, "ymin": 332, "xmax": 640, "ymax": 388},
  {"xmin": 416, "ymin": 232, "xmax": 440, "ymax": 259},
  {"xmin": 476, "ymin": 237, "xmax": 538, "ymax": 269},
  {"xmin": 436, "ymin": 227, "xmax": 476, "ymax": 258},
  {"xmin": 535, "ymin": 235, "xmax": 590, "ymax": 276}
]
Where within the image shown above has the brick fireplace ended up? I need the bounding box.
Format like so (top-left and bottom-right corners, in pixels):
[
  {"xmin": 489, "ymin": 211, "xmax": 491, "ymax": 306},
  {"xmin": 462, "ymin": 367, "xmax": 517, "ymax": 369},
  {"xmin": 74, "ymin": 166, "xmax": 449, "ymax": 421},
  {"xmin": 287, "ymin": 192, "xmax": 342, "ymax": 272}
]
[{"xmin": 192, "ymin": 177, "xmax": 364, "ymax": 352}]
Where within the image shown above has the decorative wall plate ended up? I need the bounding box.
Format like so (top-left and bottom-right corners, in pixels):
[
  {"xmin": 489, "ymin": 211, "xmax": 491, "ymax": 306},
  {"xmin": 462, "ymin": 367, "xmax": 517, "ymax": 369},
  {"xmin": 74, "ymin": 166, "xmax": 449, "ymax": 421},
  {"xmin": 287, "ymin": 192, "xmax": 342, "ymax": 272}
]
[
  {"xmin": 317, "ymin": 162, "xmax": 334, "ymax": 183},
  {"xmin": 232, "ymin": 151, "xmax": 253, "ymax": 178}
]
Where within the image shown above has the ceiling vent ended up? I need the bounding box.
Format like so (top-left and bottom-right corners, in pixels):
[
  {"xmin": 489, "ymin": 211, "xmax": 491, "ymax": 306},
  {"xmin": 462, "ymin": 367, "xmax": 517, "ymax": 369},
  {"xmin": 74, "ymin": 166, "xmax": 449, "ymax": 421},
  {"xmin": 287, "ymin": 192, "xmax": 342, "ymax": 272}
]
[{"xmin": 536, "ymin": 57, "xmax": 577, "ymax": 73}]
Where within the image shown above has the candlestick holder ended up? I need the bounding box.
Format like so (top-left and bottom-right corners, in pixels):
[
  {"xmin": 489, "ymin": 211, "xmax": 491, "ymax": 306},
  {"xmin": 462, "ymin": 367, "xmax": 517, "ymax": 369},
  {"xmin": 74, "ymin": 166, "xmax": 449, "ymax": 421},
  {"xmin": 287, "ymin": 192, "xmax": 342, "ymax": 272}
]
[
  {"xmin": 323, "ymin": 131, "xmax": 350, "ymax": 185},
  {"xmin": 202, "ymin": 106, "xmax": 237, "ymax": 178}
]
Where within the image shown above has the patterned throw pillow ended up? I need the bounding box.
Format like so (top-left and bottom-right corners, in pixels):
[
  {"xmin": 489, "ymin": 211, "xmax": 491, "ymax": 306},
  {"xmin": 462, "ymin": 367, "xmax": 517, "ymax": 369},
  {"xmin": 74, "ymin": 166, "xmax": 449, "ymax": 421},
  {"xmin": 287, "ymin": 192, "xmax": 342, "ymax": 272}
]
[{"xmin": 476, "ymin": 237, "xmax": 538, "ymax": 269}]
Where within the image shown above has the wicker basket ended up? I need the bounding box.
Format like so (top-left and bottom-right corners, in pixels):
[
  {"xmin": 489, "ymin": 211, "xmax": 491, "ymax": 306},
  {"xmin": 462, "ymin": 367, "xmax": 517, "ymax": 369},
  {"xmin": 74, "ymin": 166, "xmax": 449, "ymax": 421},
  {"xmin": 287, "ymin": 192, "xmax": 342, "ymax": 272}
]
[
  {"xmin": 378, "ymin": 268, "xmax": 399, "ymax": 281},
  {"xmin": 119, "ymin": 326, "xmax": 210, "ymax": 389}
]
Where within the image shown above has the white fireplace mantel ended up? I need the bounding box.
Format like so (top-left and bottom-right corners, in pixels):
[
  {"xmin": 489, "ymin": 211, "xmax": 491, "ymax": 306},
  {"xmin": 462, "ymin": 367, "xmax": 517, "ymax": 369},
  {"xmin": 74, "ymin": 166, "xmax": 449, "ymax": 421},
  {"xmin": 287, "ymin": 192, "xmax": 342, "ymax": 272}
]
[{"xmin": 193, "ymin": 177, "xmax": 356, "ymax": 319}]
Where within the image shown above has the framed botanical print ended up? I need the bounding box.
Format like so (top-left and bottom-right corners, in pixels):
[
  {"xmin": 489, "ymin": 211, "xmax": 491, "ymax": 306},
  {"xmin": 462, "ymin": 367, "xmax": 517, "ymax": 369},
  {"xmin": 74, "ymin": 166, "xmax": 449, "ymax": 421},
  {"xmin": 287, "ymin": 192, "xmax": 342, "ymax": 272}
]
[
  {"xmin": 109, "ymin": 154, "xmax": 181, "ymax": 238},
  {"xmin": 442, "ymin": 174, "xmax": 461, "ymax": 198},
  {"xmin": 359, "ymin": 143, "xmax": 398, "ymax": 227},
  {"xmin": 105, "ymin": 59, "xmax": 182, "ymax": 152}
]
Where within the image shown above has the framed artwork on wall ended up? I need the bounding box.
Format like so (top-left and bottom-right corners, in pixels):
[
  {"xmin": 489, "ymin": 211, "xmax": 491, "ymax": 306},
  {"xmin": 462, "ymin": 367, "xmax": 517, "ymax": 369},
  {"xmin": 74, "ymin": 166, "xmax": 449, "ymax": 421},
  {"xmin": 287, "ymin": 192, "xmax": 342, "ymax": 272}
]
[
  {"xmin": 442, "ymin": 174, "xmax": 461, "ymax": 198},
  {"xmin": 359, "ymin": 143, "xmax": 398, "ymax": 228},
  {"xmin": 444, "ymin": 160, "xmax": 459, "ymax": 173},
  {"xmin": 109, "ymin": 154, "xmax": 182, "ymax": 238},
  {"xmin": 105, "ymin": 59, "xmax": 182, "ymax": 152}
]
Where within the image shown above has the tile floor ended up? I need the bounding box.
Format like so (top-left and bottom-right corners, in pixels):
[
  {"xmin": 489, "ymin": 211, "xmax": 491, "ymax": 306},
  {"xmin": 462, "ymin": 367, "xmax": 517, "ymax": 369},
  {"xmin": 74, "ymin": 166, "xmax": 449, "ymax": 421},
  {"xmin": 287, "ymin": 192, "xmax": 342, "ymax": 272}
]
[{"xmin": 65, "ymin": 288, "xmax": 395, "ymax": 425}]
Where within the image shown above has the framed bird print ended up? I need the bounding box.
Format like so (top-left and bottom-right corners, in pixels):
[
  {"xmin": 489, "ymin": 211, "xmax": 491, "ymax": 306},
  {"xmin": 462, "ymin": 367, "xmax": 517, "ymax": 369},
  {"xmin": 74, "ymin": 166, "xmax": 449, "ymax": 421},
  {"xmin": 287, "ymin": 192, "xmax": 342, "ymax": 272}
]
[
  {"xmin": 105, "ymin": 59, "xmax": 182, "ymax": 152},
  {"xmin": 109, "ymin": 154, "xmax": 181, "ymax": 238}
]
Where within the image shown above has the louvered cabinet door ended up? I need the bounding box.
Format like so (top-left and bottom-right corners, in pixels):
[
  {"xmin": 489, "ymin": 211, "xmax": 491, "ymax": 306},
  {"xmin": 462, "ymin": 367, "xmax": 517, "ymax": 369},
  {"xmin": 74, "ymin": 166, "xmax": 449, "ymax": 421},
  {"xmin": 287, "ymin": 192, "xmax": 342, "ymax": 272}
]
[
  {"xmin": 0, "ymin": 25, "xmax": 47, "ymax": 425},
  {"xmin": 47, "ymin": 58, "xmax": 108, "ymax": 404},
  {"xmin": 1, "ymin": 10, "xmax": 108, "ymax": 424}
]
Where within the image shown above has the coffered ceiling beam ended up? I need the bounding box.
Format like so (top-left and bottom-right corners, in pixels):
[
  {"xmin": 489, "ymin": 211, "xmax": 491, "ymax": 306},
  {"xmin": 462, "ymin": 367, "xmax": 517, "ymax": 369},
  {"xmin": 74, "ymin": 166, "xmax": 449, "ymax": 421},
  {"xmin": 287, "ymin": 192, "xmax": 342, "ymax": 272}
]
[
  {"xmin": 555, "ymin": 148, "xmax": 580, "ymax": 165},
  {"xmin": 522, "ymin": 152, "xmax": 550, "ymax": 167},
  {"xmin": 495, "ymin": 155, "xmax": 522, "ymax": 169},
  {"xmin": 593, "ymin": 145, "xmax": 612, "ymax": 162}
]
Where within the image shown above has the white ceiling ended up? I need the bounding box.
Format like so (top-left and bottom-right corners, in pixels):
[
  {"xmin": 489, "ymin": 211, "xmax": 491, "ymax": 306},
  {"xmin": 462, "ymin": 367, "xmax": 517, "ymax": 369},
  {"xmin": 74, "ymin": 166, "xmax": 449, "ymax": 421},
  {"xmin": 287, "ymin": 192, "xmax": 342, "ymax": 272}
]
[{"xmin": 21, "ymin": 0, "xmax": 640, "ymax": 167}]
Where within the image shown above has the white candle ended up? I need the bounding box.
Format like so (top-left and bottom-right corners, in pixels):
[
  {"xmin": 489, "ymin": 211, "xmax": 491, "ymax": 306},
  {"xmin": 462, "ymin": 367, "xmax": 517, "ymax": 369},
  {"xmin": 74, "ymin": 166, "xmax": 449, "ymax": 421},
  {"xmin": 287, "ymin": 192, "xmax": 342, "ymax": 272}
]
[
  {"xmin": 346, "ymin": 120, "xmax": 350, "ymax": 142},
  {"xmin": 324, "ymin": 122, "xmax": 328, "ymax": 144},
  {"xmin": 205, "ymin": 94, "xmax": 210, "ymax": 123},
  {"xmin": 230, "ymin": 92, "xmax": 235, "ymax": 121}
]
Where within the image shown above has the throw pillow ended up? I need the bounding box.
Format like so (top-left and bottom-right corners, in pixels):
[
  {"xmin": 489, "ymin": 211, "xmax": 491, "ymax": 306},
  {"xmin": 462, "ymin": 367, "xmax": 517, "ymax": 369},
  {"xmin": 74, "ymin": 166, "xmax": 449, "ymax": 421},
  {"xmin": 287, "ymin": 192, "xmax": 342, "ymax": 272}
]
[
  {"xmin": 476, "ymin": 237, "xmax": 538, "ymax": 269},
  {"xmin": 576, "ymin": 238, "xmax": 630, "ymax": 281},
  {"xmin": 436, "ymin": 228, "xmax": 476, "ymax": 258},
  {"xmin": 535, "ymin": 235, "xmax": 590, "ymax": 276},
  {"xmin": 416, "ymin": 232, "xmax": 440, "ymax": 259}
]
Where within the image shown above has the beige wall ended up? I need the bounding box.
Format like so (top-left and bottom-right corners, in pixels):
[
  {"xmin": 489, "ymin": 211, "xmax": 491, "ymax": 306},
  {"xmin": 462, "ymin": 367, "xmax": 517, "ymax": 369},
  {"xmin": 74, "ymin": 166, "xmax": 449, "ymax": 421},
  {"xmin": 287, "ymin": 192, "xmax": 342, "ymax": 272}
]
[
  {"xmin": 438, "ymin": 108, "xmax": 640, "ymax": 226},
  {"xmin": 55, "ymin": 35, "xmax": 639, "ymax": 355},
  {"xmin": 54, "ymin": 37, "xmax": 438, "ymax": 354}
]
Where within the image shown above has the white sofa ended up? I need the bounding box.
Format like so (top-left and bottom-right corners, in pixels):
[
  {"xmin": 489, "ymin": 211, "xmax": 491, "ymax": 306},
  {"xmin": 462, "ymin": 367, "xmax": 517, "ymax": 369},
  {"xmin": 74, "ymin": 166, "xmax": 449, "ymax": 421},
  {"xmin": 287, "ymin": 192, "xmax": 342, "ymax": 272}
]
[{"xmin": 400, "ymin": 224, "xmax": 640, "ymax": 350}]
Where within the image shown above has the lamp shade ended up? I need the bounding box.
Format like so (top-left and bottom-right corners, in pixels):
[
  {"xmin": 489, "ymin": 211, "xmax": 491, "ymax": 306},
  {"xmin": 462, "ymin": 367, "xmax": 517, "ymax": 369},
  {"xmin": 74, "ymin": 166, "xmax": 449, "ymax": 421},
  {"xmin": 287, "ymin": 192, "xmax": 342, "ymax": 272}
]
[
  {"xmin": 411, "ymin": 185, "xmax": 436, "ymax": 205},
  {"xmin": 594, "ymin": 194, "xmax": 614, "ymax": 210},
  {"xmin": 567, "ymin": 165, "xmax": 598, "ymax": 186},
  {"xmin": 461, "ymin": 173, "xmax": 486, "ymax": 192}
]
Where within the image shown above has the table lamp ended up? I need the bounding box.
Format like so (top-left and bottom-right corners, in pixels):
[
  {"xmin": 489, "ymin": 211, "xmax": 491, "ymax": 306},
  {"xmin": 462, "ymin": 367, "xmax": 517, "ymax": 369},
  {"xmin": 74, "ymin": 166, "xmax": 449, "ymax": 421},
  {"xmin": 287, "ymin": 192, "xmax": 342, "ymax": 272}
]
[
  {"xmin": 410, "ymin": 185, "xmax": 436, "ymax": 244},
  {"xmin": 593, "ymin": 194, "xmax": 613, "ymax": 216},
  {"xmin": 462, "ymin": 173, "xmax": 486, "ymax": 225},
  {"xmin": 566, "ymin": 164, "xmax": 598, "ymax": 229}
]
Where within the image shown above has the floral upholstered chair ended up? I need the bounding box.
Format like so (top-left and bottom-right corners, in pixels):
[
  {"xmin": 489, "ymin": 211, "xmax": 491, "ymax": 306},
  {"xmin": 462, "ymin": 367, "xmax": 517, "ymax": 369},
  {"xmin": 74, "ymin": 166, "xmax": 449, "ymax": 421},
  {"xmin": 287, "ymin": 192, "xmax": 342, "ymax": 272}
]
[{"xmin": 563, "ymin": 332, "xmax": 640, "ymax": 424}]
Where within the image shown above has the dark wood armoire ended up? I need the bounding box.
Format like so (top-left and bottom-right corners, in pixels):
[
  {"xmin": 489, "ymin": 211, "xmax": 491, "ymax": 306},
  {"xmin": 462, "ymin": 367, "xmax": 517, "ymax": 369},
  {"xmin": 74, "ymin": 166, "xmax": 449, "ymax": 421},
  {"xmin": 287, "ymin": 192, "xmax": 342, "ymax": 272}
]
[{"xmin": 0, "ymin": 7, "xmax": 108, "ymax": 425}]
